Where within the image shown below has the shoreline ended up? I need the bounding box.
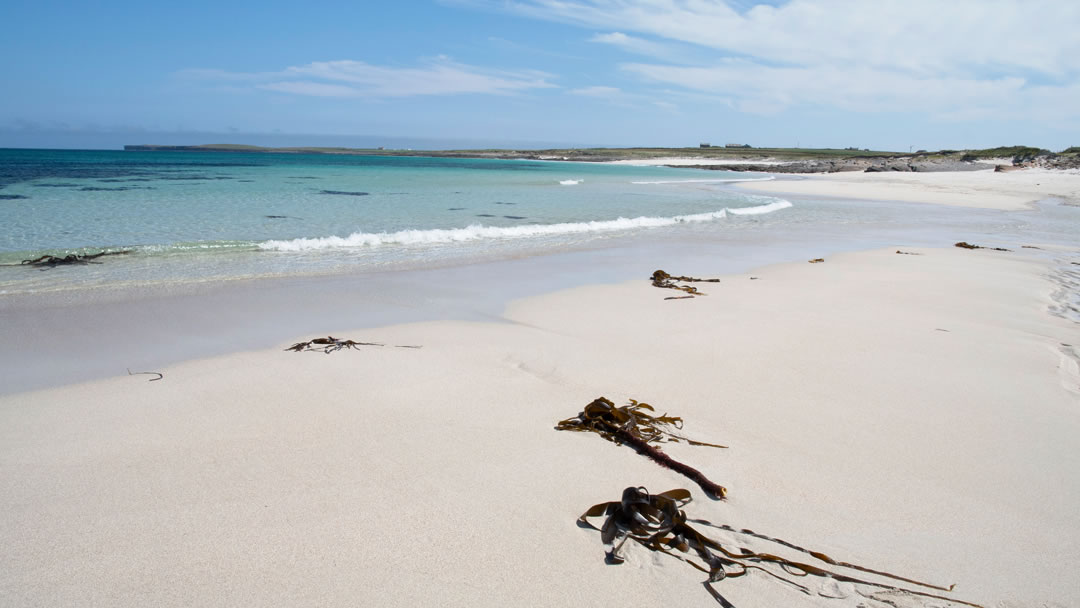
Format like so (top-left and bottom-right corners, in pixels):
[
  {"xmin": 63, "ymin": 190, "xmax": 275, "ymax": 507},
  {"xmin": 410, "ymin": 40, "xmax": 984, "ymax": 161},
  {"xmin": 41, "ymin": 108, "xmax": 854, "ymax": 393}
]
[{"xmin": 6, "ymin": 188, "xmax": 1076, "ymax": 397}]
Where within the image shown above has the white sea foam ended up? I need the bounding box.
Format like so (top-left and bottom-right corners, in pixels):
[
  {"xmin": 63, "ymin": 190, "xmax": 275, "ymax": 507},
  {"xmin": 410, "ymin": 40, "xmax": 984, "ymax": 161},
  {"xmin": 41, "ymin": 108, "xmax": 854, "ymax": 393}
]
[
  {"xmin": 559, "ymin": 179, "xmax": 583, "ymax": 185},
  {"xmin": 257, "ymin": 199, "xmax": 793, "ymax": 252},
  {"xmin": 726, "ymin": 200, "xmax": 793, "ymax": 215},
  {"xmin": 631, "ymin": 176, "xmax": 776, "ymax": 185}
]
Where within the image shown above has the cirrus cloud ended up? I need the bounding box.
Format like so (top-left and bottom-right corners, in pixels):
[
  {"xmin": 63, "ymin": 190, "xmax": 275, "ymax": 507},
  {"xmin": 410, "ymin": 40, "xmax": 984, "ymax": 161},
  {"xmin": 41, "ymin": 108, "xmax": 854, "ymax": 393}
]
[
  {"xmin": 486, "ymin": 0, "xmax": 1080, "ymax": 121},
  {"xmin": 180, "ymin": 57, "xmax": 557, "ymax": 98}
]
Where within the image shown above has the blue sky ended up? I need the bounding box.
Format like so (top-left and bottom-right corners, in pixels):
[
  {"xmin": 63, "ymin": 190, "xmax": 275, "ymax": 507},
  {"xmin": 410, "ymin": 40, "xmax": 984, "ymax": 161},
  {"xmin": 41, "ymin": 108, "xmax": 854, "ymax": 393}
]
[{"xmin": 2, "ymin": 0, "xmax": 1078, "ymax": 151}]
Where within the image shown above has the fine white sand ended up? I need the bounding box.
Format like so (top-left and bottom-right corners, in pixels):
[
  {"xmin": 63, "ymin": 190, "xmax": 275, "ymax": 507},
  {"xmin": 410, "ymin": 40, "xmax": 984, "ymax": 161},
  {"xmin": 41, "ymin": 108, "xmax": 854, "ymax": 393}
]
[
  {"xmin": 733, "ymin": 167, "xmax": 1080, "ymax": 211},
  {"xmin": 2, "ymin": 242, "xmax": 1078, "ymax": 606}
]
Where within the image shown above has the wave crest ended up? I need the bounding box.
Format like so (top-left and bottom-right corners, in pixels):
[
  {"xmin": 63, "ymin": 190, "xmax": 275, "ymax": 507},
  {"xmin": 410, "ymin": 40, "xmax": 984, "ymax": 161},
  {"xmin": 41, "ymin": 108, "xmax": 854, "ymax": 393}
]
[
  {"xmin": 631, "ymin": 176, "xmax": 776, "ymax": 185},
  {"xmin": 258, "ymin": 199, "xmax": 793, "ymax": 252}
]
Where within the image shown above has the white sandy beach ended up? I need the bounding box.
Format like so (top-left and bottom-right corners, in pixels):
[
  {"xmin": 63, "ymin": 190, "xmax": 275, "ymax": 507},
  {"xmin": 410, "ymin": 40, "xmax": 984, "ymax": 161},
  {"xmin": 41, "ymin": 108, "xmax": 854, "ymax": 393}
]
[
  {"xmin": 2, "ymin": 171, "xmax": 1079, "ymax": 607},
  {"xmin": 734, "ymin": 167, "xmax": 1080, "ymax": 211}
]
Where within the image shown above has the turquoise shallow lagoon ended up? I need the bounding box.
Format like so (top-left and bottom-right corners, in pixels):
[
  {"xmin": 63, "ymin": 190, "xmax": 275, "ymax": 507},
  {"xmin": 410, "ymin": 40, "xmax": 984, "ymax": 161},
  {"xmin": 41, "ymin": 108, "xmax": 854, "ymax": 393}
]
[
  {"xmin": 1, "ymin": 149, "xmax": 793, "ymax": 293},
  {"xmin": 1, "ymin": 148, "xmax": 1078, "ymax": 297}
]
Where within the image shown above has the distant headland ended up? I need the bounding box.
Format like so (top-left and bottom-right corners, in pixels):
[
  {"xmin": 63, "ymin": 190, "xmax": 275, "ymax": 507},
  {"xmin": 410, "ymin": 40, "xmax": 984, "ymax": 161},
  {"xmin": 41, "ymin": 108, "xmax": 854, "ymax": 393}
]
[{"xmin": 123, "ymin": 143, "xmax": 1080, "ymax": 173}]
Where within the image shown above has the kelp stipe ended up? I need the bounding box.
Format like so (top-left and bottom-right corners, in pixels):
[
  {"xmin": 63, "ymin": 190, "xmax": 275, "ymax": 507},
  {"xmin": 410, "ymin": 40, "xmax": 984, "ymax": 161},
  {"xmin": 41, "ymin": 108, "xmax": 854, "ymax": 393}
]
[{"xmin": 556, "ymin": 397, "xmax": 727, "ymax": 499}]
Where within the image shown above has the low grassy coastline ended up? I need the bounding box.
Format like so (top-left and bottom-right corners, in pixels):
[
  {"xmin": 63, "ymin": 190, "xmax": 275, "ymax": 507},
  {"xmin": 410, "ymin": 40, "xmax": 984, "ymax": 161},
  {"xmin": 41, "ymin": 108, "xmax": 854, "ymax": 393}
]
[{"xmin": 124, "ymin": 143, "xmax": 1080, "ymax": 173}]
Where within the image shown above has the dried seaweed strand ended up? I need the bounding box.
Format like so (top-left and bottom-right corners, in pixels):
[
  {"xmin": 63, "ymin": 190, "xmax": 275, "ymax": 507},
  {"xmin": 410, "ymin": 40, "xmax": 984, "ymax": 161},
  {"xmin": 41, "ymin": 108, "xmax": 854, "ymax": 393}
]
[
  {"xmin": 127, "ymin": 368, "xmax": 163, "ymax": 382},
  {"xmin": 286, "ymin": 336, "xmax": 423, "ymax": 353},
  {"xmin": 651, "ymin": 269, "xmax": 720, "ymax": 297},
  {"xmin": 557, "ymin": 397, "xmax": 727, "ymax": 499},
  {"xmin": 580, "ymin": 487, "xmax": 983, "ymax": 608},
  {"xmin": 286, "ymin": 336, "xmax": 384, "ymax": 354},
  {"xmin": 690, "ymin": 519, "xmax": 953, "ymax": 594}
]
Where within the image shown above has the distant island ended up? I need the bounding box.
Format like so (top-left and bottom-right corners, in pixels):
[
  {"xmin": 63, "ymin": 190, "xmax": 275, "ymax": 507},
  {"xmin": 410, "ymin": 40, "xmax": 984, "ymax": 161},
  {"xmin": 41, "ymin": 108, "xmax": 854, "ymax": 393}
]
[{"xmin": 124, "ymin": 143, "xmax": 1080, "ymax": 173}]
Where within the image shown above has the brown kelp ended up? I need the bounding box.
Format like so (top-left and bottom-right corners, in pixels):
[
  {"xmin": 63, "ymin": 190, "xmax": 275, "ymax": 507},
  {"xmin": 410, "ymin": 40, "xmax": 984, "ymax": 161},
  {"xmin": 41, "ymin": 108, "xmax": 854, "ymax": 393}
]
[
  {"xmin": 651, "ymin": 269, "xmax": 720, "ymax": 298},
  {"xmin": 954, "ymin": 242, "xmax": 1010, "ymax": 252},
  {"xmin": 579, "ymin": 487, "xmax": 982, "ymax": 608},
  {"xmin": 556, "ymin": 397, "xmax": 727, "ymax": 499}
]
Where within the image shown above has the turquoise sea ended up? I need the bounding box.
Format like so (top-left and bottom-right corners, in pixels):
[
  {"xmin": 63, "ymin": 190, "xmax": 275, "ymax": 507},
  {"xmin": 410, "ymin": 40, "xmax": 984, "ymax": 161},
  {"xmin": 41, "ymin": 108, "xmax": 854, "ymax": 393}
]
[
  {"xmin": 1, "ymin": 148, "xmax": 1078, "ymax": 298},
  {"xmin": 0, "ymin": 148, "xmax": 790, "ymax": 293}
]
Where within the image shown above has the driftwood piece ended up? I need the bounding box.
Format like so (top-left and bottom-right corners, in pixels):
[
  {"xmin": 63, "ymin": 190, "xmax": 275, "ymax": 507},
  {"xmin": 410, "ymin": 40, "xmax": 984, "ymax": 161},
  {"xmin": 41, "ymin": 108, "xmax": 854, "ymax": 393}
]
[
  {"xmin": 895, "ymin": 250, "xmax": 922, "ymax": 255},
  {"xmin": 556, "ymin": 397, "xmax": 727, "ymax": 499},
  {"xmin": 808, "ymin": 258, "xmax": 825, "ymax": 263},
  {"xmin": 955, "ymin": 242, "xmax": 1010, "ymax": 252},
  {"xmin": 19, "ymin": 250, "xmax": 130, "ymax": 268},
  {"xmin": 579, "ymin": 487, "xmax": 982, "ymax": 607},
  {"xmin": 651, "ymin": 269, "xmax": 720, "ymax": 298}
]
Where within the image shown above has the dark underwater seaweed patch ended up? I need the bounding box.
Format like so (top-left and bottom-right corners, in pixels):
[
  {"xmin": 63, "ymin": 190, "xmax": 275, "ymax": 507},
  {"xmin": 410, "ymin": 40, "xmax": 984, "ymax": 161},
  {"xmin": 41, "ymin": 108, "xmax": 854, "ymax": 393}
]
[
  {"xmin": 319, "ymin": 190, "xmax": 369, "ymax": 196},
  {"xmin": 78, "ymin": 186, "xmax": 155, "ymax": 191}
]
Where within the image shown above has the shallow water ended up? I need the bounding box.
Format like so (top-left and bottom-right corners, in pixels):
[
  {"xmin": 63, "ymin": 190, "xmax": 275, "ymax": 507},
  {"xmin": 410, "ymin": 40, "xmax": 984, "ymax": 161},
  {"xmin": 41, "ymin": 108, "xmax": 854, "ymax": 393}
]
[{"xmin": 0, "ymin": 149, "xmax": 800, "ymax": 293}]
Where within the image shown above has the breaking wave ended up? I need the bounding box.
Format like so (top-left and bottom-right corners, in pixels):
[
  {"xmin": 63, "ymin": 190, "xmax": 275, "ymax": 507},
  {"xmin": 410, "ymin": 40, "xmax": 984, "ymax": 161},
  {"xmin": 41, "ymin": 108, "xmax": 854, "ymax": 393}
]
[
  {"xmin": 559, "ymin": 179, "xmax": 584, "ymax": 185},
  {"xmin": 725, "ymin": 200, "xmax": 793, "ymax": 215},
  {"xmin": 257, "ymin": 199, "xmax": 793, "ymax": 252},
  {"xmin": 631, "ymin": 176, "xmax": 776, "ymax": 185}
]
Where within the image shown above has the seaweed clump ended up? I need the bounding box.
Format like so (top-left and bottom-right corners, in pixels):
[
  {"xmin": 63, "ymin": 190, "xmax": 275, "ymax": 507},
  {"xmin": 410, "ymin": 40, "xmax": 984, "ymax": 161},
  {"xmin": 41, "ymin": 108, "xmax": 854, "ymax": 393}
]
[
  {"xmin": 286, "ymin": 336, "xmax": 385, "ymax": 353},
  {"xmin": 19, "ymin": 250, "xmax": 130, "ymax": 268},
  {"xmin": 579, "ymin": 486, "xmax": 983, "ymax": 607},
  {"xmin": 286, "ymin": 336, "xmax": 422, "ymax": 353},
  {"xmin": 955, "ymin": 242, "xmax": 1010, "ymax": 252},
  {"xmin": 556, "ymin": 397, "xmax": 727, "ymax": 499},
  {"xmin": 651, "ymin": 269, "xmax": 720, "ymax": 299}
]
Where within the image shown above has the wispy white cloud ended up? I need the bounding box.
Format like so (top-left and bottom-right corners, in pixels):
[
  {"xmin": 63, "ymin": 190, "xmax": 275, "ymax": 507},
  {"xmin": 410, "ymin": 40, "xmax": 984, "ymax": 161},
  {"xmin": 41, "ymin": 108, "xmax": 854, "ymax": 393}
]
[
  {"xmin": 568, "ymin": 84, "xmax": 680, "ymax": 112},
  {"xmin": 623, "ymin": 61, "xmax": 1032, "ymax": 117},
  {"xmin": 181, "ymin": 57, "xmax": 557, "ymax": 98},
  {"xmin": 589, "ymin": 32, "xmax": 677, "ymax": 59},
  {"xmin": 507, "ymin": 0, "xmax": 1080, "ymax": 77},
  {"xmin": 491, "ymin": 0, "xmax": 1080, "ymax": 121},
  {"xmin": 569, "ymin": 85, "xmax": 623, "ymax": 97},
  {"xmin": 259, "ymin": 81, "xmax": 361, "ymax": 98}
]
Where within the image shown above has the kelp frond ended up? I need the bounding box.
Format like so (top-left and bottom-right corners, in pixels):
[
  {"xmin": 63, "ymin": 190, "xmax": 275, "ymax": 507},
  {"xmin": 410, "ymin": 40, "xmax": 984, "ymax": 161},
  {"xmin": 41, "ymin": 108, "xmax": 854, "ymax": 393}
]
[
  {"xmin": 579, "ymin": 487, "xmax": 983, "ymax": 608},
  {"xmin": 651, "ymin": 269, "xmax": 720, "ymax": 298},
  {"xmin": 557, "ymin": 397, "xmax": 727, "ymax": 499}
]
